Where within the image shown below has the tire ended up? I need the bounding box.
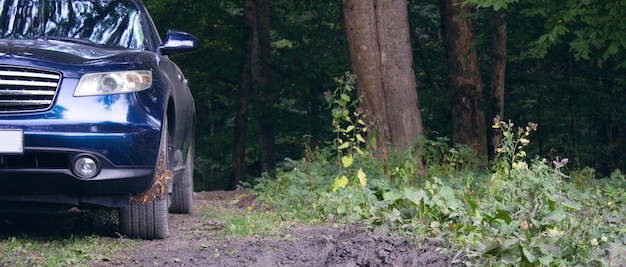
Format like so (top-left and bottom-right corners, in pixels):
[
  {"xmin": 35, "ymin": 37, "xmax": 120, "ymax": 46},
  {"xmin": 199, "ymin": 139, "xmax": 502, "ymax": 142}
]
[
  {"xmin": 169, "ymin": 137, "xmax": 194, "ymax": 214},
  {"xmin": 119, "ymin": 117, "xmax": 171, "ymax": 239},
  {"xmin": 118, "ymin": 197, "xmax": 169, "ymax": 239}
]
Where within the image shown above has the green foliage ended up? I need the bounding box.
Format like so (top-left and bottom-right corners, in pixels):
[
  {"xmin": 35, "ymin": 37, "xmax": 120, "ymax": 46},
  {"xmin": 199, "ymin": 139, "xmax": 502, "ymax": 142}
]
[
  {"xmin": 466, "ymin": 0, "xmax": 626, "ymax": 62},
  {"xmin": 463, "ymin": 0, "xmax": 518, "ymax": 11},
  {"xmin": 254, "ymin": 115, "xmax": 626, "ymax": 266},
  {"xmin": 421, "ymin": 137, "xmax": 481, "ymax": 177}
]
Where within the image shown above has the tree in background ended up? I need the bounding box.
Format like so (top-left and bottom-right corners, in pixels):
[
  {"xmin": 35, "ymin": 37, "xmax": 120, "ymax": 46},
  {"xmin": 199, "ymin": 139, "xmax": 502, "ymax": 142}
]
[
  {"xmin": 487, "ymin": 11, "xmax": 507, "ymax": 158},
  {"xmin": 439, "ymin": 0, "xmax": 488, "ymax": 157},
  {"xmin": 234, "ymin": 0, "xmax": 273, "ymax": 188},
  {"xmin": 343, "ymin": 0, "xmax": 424, "ymax": 155}
]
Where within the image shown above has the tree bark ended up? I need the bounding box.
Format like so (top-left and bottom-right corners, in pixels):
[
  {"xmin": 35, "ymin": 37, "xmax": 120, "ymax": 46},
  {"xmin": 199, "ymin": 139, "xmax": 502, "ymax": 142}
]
[
  {"xmin": 233, "ymin": 0, "xmax": 273, "ymax": 188},
  {"xmin": 254, "ymin": 0, "xmax": 276, "ymax": 177},
  {"xmin": 343, "ymin": 0, "xmax": 423, "ymax": 154},
  {"xmin": 233, "ymin": 0, "xmax": 256, "ymax": 189},
  {"xmin": 488, "ymin": 13, "xmax": 507, "ymax": 158},
  {"xmin": 439, "ymin": 0, "xmax": 488, "ymax": 157}
]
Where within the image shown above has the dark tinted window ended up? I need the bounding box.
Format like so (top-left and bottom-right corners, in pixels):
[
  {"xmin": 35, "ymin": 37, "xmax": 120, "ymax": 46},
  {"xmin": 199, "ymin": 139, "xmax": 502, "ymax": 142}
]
[{"xmin": 0, "ymin": 0, "xmax": 145, "ymax": 49}]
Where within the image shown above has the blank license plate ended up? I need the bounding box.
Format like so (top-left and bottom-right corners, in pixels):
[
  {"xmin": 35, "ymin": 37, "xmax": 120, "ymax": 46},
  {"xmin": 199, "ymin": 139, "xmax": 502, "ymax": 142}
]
[{"xmin": 0, "ymin": 129, "xmax": 24, "ymax": 154}]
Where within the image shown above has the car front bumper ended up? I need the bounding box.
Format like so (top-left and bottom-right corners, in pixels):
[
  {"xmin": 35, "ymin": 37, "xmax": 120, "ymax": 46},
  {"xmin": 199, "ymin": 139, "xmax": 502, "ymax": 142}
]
[{"xmin": 0, "ymin": 79, "xmax": 165, "ymax": 209}]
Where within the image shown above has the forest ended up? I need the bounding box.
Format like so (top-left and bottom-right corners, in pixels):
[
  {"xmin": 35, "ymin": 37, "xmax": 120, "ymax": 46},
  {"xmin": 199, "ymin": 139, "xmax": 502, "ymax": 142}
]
[{"xmin": 143, "ymin": 0, "xmax": 626, "ymax": 191}]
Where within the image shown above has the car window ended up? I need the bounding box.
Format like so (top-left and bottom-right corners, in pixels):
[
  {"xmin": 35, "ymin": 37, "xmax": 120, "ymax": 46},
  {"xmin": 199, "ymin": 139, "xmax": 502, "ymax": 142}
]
[{"xmin": 0, "ymin": 0, "xmax": 145, "ymax": 49}]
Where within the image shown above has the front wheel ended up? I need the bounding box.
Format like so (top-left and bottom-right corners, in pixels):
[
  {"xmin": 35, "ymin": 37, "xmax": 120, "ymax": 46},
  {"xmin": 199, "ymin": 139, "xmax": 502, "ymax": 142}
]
[
  {"xmin": 118, "ymin": 197, "xmax": 169, "ymax": 239},
  {"xmin": 119, "ymin": 117, "xmax": 171, "ymax": 239}
]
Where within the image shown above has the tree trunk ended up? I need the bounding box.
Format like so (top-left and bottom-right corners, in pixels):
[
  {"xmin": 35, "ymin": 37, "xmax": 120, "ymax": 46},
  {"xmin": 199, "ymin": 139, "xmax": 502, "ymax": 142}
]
[
  {"xmin": 376, "ymin": 0, "xmax": 424, "ymax": 147},
  {"xmin": 343, "ymin": 0, "xmax": 423, "ymax": 155},
  {"xmin": 233, "ymin": 0, "xmax": 256, "ymax": 189},
  {"xmin": 233, "ymin": 0, "xmax": 273, "ymax": 188},
  {"xmin": 439, "ymin": 0, "xmax": 488, "ymax": 157},
  {"xmin": 488, "ymin": 13, "xmax": 507, "ymax": 158},
  {"xmin": 254, "ymin": 0, "xmax": 276, "ymax": 177}
]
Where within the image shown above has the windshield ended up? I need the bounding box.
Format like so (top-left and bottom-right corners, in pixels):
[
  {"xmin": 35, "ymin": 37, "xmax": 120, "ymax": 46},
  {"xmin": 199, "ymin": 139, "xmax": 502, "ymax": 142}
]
[{"xmin": 0, "ymin": 0, "xmax": 145, "ymax": 49}]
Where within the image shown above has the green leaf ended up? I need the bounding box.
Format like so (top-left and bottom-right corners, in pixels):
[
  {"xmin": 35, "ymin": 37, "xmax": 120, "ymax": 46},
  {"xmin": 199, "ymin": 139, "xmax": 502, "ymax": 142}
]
[
  {"xmin": 356, "ymin": 134, "xmax": 365, "ymax": 143},
  {"xmin": 357, "ymin": 168, "xmax": 367, "ymax": 187},
  {"xmin": 332, "ymin": 175, "xmax": 349, "ymax": 192},
  {"xmin": 495, "ymin": 209, "xmax": 513, "ymax": 224},
  {"xmin": 465, "ymin": 195, "xmax": 478, "ymax": 212},
  {"xmin": 493, "ymin": 1, "xmax": 502, "ymax": 11},
  {"xmin": 337, "ymin": 204, "xmax": 347, "ymax": 215},
  {"xmin": 337, "ymin": 141, "xmax": 350, "ymax": 150},
  {"xmin": 345, "ymin": 125, "xmax": 355, "ymax": 132},
  {"xmin": 555, "ymin": 25, "xmax": 569, "ymax": 35},
  {"xmin": 522, "ymin": 246, "xmax": 537, "ymax": 263},
  {"xmin": 341, "ymin": 155, "xmax": 354, "ymax": 168},
  {"xmin": 383, "ymin": 191, "xmax": 398, "ymax": 201},
  {"xmin": 561, "ymin": 199, "xmax": 581, "ymax": 210},
  {"xmin": 608, "ymin": 42, "xmax": 619, "ymax": 55},
  {"xmin": 331, "ymin": 108, "xmax": 343, "ymax": 119},
  {"xmin": 542, "ymin": 209, "xmax": 565, "ymax": 224},
  {"xmin": 502, "ymin": 238, "xmax": 518, "ymax": 250},
  {"xmin": 340, "ymin": 93, "xmax": 350, "ymax": 102},
  {"xmin": 404, "ymin": 188, "xmax": 428, "ymax": 206}
]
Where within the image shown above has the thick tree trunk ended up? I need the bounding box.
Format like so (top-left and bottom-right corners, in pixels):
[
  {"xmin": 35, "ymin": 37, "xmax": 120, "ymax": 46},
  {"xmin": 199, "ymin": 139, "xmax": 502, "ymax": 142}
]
[
  {"xmin": 488, "ymin": 13, "xmax": 507, "ymax": 158},
  {"xmin": 439, "ymin": 0, "xmax": 488, "ymax": 157},
  {"xmin": 375, "ymin": 0, "xmax": 424, "ymax": 147},
  {"xmin": 343, "ymin": 0, "xmax": 423, "ymax": 154},
  {"xmin": 343, "ymin": 0, "xmax": 389, "ymax": 153}
]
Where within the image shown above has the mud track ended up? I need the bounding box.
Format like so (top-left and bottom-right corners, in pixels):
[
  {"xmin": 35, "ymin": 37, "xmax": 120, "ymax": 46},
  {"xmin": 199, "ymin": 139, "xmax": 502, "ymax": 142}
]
[{"xmin": 2, "ymin": 191, "xmax": 463, "ymax": 266}]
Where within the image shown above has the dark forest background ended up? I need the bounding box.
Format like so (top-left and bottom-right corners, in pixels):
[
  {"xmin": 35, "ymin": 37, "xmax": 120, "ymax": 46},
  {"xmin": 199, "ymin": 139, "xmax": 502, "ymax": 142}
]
[{"xmin": 143, "ymin": 0, "xmax": 626, "ymax": 190}]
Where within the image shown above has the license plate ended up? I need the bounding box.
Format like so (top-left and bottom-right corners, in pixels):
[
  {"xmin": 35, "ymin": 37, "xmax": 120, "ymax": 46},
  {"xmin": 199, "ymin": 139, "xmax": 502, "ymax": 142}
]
[{"xmin": 0, "ymin": 129, "xmax": 24, "ymax": 154}]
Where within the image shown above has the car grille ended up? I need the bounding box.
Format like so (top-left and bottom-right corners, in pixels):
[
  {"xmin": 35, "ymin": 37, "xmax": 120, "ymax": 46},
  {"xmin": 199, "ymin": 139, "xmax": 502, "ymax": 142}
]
[
  {"xmin": 0, "ymin": 66, "xmax": 61, "ymax": 113},
  {"xmin": 0, "ymin": 152, "xmax": 68, "ymax": 169}
]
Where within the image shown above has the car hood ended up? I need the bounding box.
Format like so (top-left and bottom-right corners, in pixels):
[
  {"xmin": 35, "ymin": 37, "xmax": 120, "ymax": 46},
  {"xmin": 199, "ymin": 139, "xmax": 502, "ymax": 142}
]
[{"xmin": 0, "ymin": 39, "xmax": 143, "ymax": 72}]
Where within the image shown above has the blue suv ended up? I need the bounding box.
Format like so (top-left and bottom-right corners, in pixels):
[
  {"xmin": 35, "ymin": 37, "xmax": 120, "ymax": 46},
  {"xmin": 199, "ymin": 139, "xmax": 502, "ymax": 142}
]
[{"xmin": 0, "ymin": 0, "xmax": 199, "ymax": 239}]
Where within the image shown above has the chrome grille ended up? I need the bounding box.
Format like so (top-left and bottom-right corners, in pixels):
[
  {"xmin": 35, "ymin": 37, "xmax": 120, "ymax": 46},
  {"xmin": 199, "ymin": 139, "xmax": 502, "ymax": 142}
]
[{"xmin": 0, "ymin": 66, "xmax": 61, "ymax": 113}]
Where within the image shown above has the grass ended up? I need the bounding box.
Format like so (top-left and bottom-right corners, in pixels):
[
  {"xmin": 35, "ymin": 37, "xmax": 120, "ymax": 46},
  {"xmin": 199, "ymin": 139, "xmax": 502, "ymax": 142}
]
[
  {"xmin": 196, "ymin": 200, "xmax": 289, "ymax": 238},
  {"xmin": 0, "ymin": 234, "xmax": 135, "ymax": 266},
  {"xmin": 0, "ymin": 210, "xmax": 136, "ymax": 266}
]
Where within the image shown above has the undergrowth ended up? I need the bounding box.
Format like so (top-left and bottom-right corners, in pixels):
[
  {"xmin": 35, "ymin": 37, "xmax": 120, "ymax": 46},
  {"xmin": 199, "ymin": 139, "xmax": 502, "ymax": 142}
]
[{"xmin": 252, "ymin": 73, "xmax": 626, "ymax": 266}]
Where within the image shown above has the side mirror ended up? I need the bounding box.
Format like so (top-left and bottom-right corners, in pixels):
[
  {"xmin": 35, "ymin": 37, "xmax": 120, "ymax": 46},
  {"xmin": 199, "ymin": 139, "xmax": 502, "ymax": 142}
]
[{"xmin": 159, "ymin": 31, "xmax": 200, "ymax": 55}]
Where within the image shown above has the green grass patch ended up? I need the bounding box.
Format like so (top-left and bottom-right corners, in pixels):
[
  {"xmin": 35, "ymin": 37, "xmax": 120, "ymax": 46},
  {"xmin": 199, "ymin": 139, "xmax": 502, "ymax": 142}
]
[
  {"xmin": 0, "ymin": 234, "xmax": 135, "ymax": 266},
  {"xmin": 197, "ymin": 203, "xmax": 291, "ymax": 238}
]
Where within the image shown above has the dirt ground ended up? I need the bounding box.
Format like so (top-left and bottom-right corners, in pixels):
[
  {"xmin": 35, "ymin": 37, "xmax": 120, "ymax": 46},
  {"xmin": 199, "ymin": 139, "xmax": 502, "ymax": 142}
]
[{"xmin": 2, "ymin": 191, "xmax": 463, "ymax": 266}]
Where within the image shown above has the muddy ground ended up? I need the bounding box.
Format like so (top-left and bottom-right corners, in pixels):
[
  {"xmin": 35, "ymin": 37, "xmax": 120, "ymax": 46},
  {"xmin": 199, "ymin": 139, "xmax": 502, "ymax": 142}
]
[{"xmin": 1, "ymin": 191, "xmax": 463, "ymax": 266}]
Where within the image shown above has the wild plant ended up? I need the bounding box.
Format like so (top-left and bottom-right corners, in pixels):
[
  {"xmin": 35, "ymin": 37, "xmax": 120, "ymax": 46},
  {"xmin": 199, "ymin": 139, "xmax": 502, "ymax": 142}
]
[
  {"xmin": 489, "ymin": 116, "xmax": 538, "ymax": 194},
  {"xmin": 324, "ymin": 72, "xmax": 370, "ymax": 191},
  {"xmin": 473, "ymin": 118, "xmax": 626, "ymax": 266},
  {"xmin": 252, "ymin": 78, "xmax": 626, "ymax": 266}
]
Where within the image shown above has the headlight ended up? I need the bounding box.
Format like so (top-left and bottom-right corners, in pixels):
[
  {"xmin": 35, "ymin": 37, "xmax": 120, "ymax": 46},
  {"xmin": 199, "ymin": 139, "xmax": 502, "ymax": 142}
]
[{"xmin": 74, "ymin": 70, "xmax": 152, "ymax": 96}]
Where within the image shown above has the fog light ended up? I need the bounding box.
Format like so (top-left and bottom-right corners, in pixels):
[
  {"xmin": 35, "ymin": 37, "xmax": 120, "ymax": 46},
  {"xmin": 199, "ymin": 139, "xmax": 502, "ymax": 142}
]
[{"xmin": 74, "ymin": 156, "xmax": 99, "ymax": 178}]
